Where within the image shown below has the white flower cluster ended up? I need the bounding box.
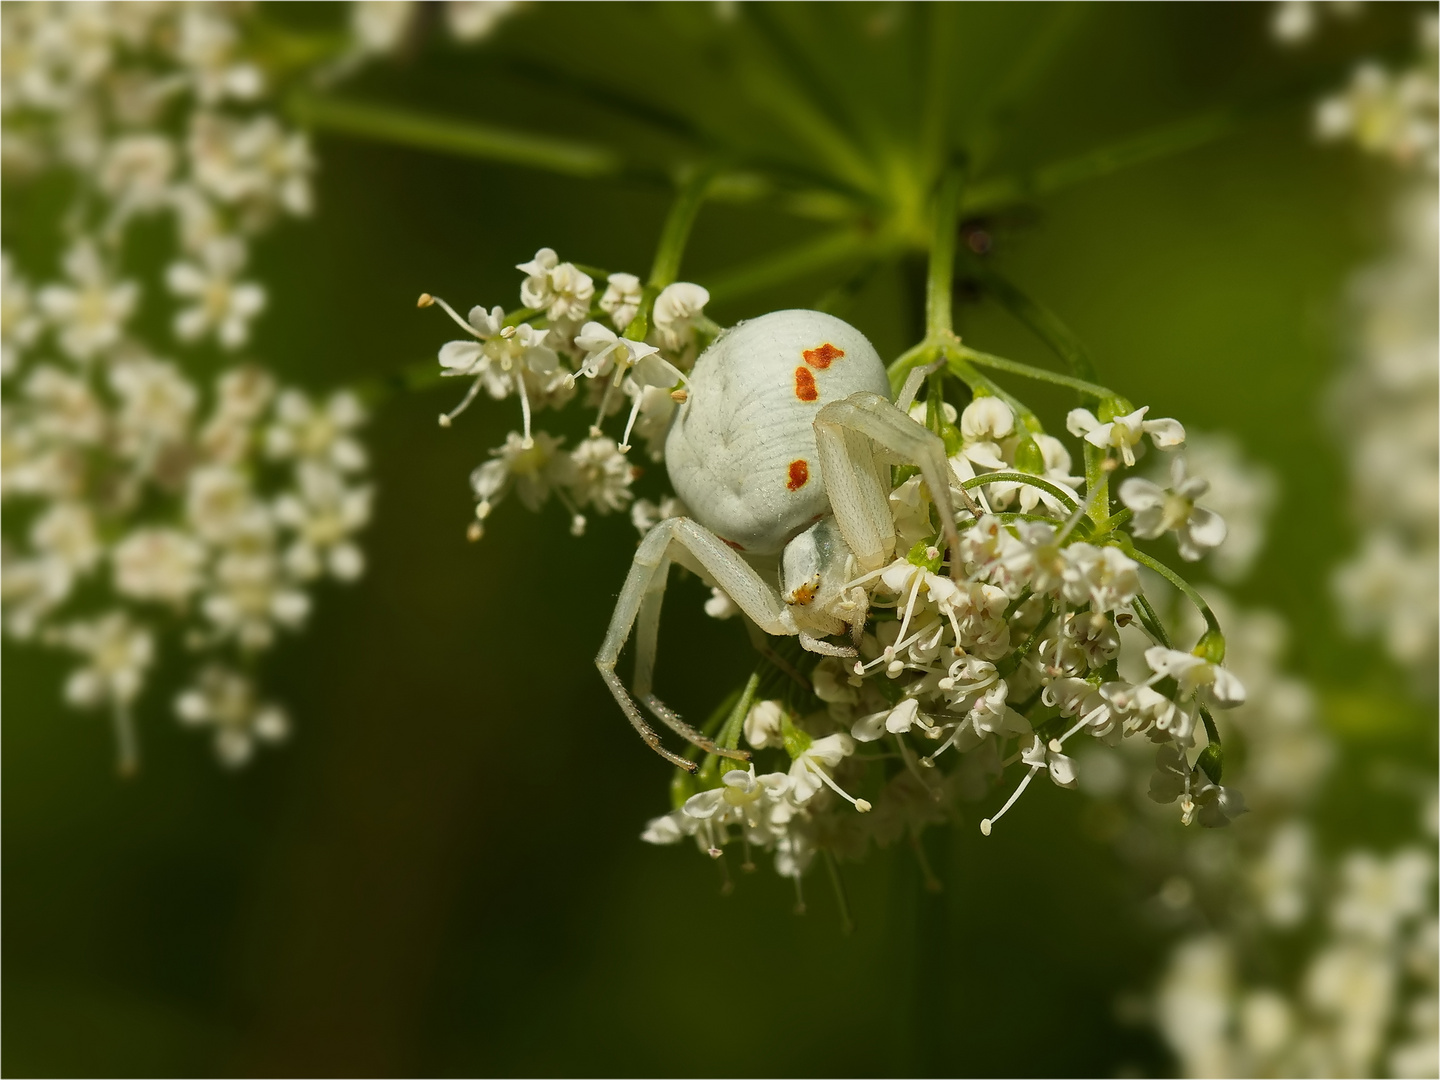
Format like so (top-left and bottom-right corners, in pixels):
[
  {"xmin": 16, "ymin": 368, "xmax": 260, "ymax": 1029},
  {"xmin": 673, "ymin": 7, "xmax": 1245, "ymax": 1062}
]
[
  {"xmin": 422, "ymin": 248, "xmax": 715, "ymax": 539},
  {"xmin": 1142, "ymin": 16, "xmax": 1440, "ymax": 1071},
  {"xmin": 1157, "ymin": 825, "xmax": 1437, "ymax": 1078},
  {"xmin": 2, "ymin": 4, "xmax": 373, "ymax": 771},
  {"xmin": 1329, "ymin": 181, "xmax": 1439, "ymax": 669},
  {"xmin": 1315, "ymin": 15, "xmax": 1439, "ymax": 170},
  {"xmin": 638, "ymin": 385, "xmax": 1252, "ymax": 889}
]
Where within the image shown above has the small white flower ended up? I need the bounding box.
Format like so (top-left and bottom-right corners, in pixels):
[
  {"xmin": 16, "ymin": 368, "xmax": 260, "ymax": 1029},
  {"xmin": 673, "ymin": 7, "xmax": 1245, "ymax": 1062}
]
[
  {"xmin": 109, "ymin": 356, "xmax": 198, "ymax": 456},
  {"xmin": 166, "ymin": 237, "xmax": 266, "ymax": 349},
  {"xmin": 1066, "ymin": 404, "xmax": 1185, "ymax": 467},
  {"xmin": 112, "ymin": 528, "xmax": 205, "ymax": 604},
  {"xmin": 469, "ymin": 430, "xmax": 569, "ymax": 521},
  {"xmin": 1144, "ymin": 646, "xmax": 1247, "ymax": 708},
  {"xmin": 265, "ymin": 388, "xmax": 368, "ymax": 473},
  {"xmin": 175, "ymin": 665, "xmax": 289, "ymax": 767},
  {"xmin": 651, "ymin": 282, "xmax": 709, "ymax": 350},
  {"xmin": 565, "ymin": 436, "xmax": 634, "ymax": 514},
  {"xmin": 1060, "ymin": 543, "xmax": 1140, "ymax": 612},
  {"xmin": 744, "ymin": 700, "xmax": 787, "ymax": 749},
  {"xmin": 37, "ymin": 241, "xmax": 139, "ymax": 362},
  {"xmin": 273, "ymin": 463, "xmax": 372, "ymax": 581},
  {"xmin": 858, "ymin": 696, "xmax": 936, "ymax": 742},
  {"xmin": 788, "ymin": 732, "xmax": 869, "ymax": 811},
  {"xmin": 1, "ymin": 254, "xmax": 42, "ymax": 375},
  {"xmin": 517, "ymin": 248, "xmax": 593, "ymax": 322},
  {"xmin": 599, "ymin": 271, "xmax": 643, "ymax": 331},
  {"xmin": 175, "ymin": 6, "xmax": 264, "ymax": 104},
  {"xmin": 61, "ymin": 612, "xmax": 154, "ymax": 709},
  {"xmin": 630, "ymin": 495, "xmax": 686, "ymax": 535},
  {"xmin": 683, "ymin": 766, "xmax": 791, "ymax": 825},
  {"xmin": 1120, "ymin": 456, "xmax": 1228, "ymax": 561}
]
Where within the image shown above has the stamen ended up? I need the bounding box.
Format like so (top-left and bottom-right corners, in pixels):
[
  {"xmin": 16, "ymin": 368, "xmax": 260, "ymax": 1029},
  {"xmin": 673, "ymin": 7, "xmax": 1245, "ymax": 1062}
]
[
  {"xmin": 592, "ymin": 368, "xmax": 620, "ymax": 437},
  {"xmin": 424, "ymin": 293, "xmax": 481, "ymax": 337},
  {"xmin": 514, "ymin": 370, "xmax": 534, "ymax": 447},
  {"xmin": 440, "ymin": 376, "xmax": 485, "ymax": 427},
  {"xmin": 618, "ymin": 388, "xmax": 645, "ymax": 453},
  {"xmin": 810, "ymin": 762, "xmax": 871, "ymax": 812},
  {"xmin": 979, "ymin": 764, "xmax": 1041, "ymax": 835}
]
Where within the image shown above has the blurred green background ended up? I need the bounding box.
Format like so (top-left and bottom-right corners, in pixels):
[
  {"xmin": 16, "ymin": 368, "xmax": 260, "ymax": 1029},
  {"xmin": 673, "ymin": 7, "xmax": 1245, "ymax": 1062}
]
[{"xmin": 4, "ymin": 3, "xmax": 1432, "ymax": 1076}]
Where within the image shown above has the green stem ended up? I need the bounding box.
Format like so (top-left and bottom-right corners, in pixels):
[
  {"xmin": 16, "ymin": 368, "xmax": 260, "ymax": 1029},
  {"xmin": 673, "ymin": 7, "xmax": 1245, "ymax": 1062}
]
[
  {"xmin": 942, "ymin": 347, "xmax": 1041, "ymax": 433},
  {"xmin": 647, "ymin": 166, "xmax": 717, "ymax": 290},
  {"xmin": 926, "ymin": 168, "xmax": 964, "ymax": 340},
  {"xmin": 1132, "ymin": 591, "xmax": 1172, "ymax": 649},
  {"xmin": 957, "ymin": 471, "xmax": 1081, "ymax": 514},
  {"xmin": 289, "ymin": 93, "xmax": 629, "ymax": 179},
  {"xmin": 955, "ymin": 345, "xmax": 1114, "ymax": 398},
  {"xmin": 823, "ymin": 850, "xmax": 856, "ymax": 936},
  {"xmin": 970, "ymin": 267, "xmax": 1097, "ymax": 383},
  {"xmin": 697, "ymin": 670, "xmax": 761, "ymax": 787},
  {"xmin": 963, "ymin": 106, "xmax": 1240, "ymax": 216},
  {"xmin": 1127, "ymin": 547, "xmax": 1222, "ymax": 639}
]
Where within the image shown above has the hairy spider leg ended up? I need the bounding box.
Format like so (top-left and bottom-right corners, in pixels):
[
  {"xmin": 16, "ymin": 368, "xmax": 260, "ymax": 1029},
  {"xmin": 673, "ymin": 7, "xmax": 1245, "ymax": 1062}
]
[{"xmin": 597, "ymin": 517, "xmax": 797, "ymax": 770}]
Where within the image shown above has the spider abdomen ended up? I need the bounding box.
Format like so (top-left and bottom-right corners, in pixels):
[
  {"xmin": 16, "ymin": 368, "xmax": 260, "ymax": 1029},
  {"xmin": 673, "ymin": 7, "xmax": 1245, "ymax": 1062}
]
[{"xmin": 666, "ymin": 310, "xmax": 890, "ymax": 555}]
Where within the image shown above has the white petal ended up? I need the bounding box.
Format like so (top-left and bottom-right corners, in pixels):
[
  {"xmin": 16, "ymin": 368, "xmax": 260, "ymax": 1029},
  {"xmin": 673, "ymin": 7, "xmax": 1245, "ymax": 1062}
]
[
  {"xmin": 438, "ymin": 340, "xmax": 483, "ymax": 371},
  {"xmin": 1118, "ymin": 477, "xmax": 1165, "ymax": 512},
  {"xmin": 1066, "ymin": 408, "xmax": 1100, "ymax": 436},
  {"xmin": 1143, "ymin": 417, "xmax": 1186, "ymax": 448}
]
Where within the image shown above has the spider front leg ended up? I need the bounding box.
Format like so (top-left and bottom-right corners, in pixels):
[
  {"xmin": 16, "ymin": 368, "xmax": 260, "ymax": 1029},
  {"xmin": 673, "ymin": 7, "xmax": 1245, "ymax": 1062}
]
[
  {"xmin": 814, "ymin": 391, "xmax": 966, "ymax": 582},
  {"xmin": 597, "ymin": 517, "xmax": 797, "ymax": 771}
]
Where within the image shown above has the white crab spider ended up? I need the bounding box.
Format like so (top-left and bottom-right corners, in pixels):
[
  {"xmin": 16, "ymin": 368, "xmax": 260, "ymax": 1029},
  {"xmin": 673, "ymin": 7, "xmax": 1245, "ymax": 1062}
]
[{"xmin": 597, "ymin": 309, "xmax": 966, "ymax": 772}]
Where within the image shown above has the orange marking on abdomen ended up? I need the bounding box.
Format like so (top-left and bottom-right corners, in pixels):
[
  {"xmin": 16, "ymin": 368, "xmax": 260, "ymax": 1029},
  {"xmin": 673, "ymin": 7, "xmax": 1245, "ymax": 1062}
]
[
  {"xmin": 803, "ymin": 343, "xmax": 844, "ymax": 369},
  {"xmin": 794, "ymin": 366, "xmax": 818, "ymax": 401},
  {"xmin": 787, "ymin": 459, "xmax": 810, "ymax": 491},
  {"xmin": 721, "ymin": 537, "xmax": 745, "ymax": 551}
]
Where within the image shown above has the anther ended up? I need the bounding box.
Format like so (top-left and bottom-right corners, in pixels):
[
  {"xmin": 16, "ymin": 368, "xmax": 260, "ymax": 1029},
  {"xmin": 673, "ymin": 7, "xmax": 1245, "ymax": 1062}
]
[
  {"xmin": 1048, "ymin": 738, "xmax": 1064, "ymax": 753},
  {"xmin": 438, "ymin": 414, "xmax": 451, "ymax": 428},
  {"xmin": 417, "ymin": 293, "xmax": 435, "ymax": 307},
  {"xmin": 466, "ymin": 522, "xmax": 483, "ymax": 542},
  {"xmin": 670, "ymin": 388, "xmax": 688, "ymax": 403}
]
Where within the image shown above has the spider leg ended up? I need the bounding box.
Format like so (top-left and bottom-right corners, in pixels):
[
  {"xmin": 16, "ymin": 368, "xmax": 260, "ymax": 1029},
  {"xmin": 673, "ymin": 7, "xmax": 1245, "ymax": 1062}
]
[
  {"xmin": 597, "ymin": 517, "xmax": 797, "ymax": 770},
  {"xmin": 815, "ymin": 391, "xmax": 966, "ymax": 583}
]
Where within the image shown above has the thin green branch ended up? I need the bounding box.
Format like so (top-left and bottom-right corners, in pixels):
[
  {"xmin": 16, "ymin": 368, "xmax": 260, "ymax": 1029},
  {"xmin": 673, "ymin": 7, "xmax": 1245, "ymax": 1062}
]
[
  {"xmin": 964, "ymin": 106, "xmax": 1239, "ymax": 216},
  {"xmin": 648, "ymin": 166, "xmax": 717, "ymax": 290},
  {"xmin": 958, "ymin": 471, "xmax": 1081, "ymax": 513},
  {"xmin": 1132, "ymin": 591, "xmax": 1172, "ymax": 648},
  {"xmin": 956, "ymin": 344, "xmax": 1115, "ymax": 398},
  {"xmin": 969, "ymin": 267, "xmax": 1098, "ymax": 383},
  {"xmin": 943, "ymin": 347, "xmax": 1041, "ymax": 433},
  {"xmin": 289, "ymin": 93, "xmax": 629, "ymax": 179},
  {"xmin": 1128, "ymin": 547, "xmax": 1222, "ymax": 639}
]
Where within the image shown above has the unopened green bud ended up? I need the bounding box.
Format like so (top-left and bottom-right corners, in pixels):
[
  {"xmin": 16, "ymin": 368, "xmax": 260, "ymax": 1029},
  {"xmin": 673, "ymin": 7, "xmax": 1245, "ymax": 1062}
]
[
  {"xmin": 780, "ymin": 711, "xmax": 812, "ymax": 760},
  {"xmin": 940, "ymin": 419, "xmax": 963, "ymax": 458},
  {"xmin": 907, "ymin": 538, "xmax": 944, "ymax": 573},
  {"xmin": 1098, "ymin": 395, "xmax": 1134, "ymax": 423},
  {"xmin": 1197, "ymin": 743, "xmax": 1223, "ymax": 786},
  {"xmin": 1193, "ymin": 628, "xmax": 1226, "ymax": 664},
  {"xmin": 1013, "ymin": 433, "xmax": 1044, "ymax": 475}
]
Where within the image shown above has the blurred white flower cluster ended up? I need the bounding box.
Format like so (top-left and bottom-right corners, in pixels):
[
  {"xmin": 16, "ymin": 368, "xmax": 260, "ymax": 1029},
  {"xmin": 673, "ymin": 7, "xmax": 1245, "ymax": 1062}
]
[
  {"xmin": 1141, "ymin": 14, "xmax": 1440, "ymax": 1076},
  {"xmin": 1156, "ymin": 809, "xmax": 1437, "ymax": 1078},
  {"xmin": 422, "ymin": 250, "xmax": 716, "ymax": 539},
  {"xmin": 1330, "ymin": 175, "xmax": 1438, "ymax": 668},
  {"xmin": 1, "ymin": 3, "xmax": 375, "ymax": 771}
]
